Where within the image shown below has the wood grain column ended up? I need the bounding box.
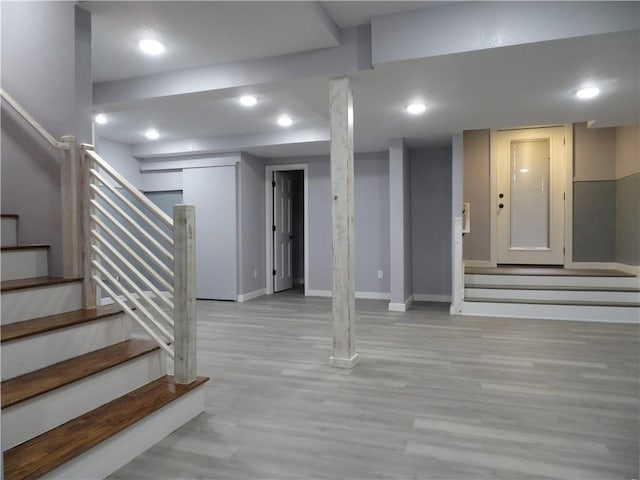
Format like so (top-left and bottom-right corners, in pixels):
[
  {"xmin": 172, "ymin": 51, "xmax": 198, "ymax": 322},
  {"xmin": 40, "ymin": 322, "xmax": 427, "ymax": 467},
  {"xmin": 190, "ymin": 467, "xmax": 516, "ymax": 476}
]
[{"xmin": 329, "ymin": 77, "xmax": 359, "ymax": 369}]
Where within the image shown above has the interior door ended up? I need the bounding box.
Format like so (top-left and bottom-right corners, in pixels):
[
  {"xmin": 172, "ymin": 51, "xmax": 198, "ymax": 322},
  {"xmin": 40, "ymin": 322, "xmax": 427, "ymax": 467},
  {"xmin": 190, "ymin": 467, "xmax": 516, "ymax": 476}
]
[
  {"xmin": 496, "ymin": 127, "xmax": 565, "ymax": 264},
  {"xmin": 273, "ymin": 171, "xmax": 293, "ymax": 292},
  {"xmin": 183, "ymin": 166, "xmax": 237, "ymax": 300}
]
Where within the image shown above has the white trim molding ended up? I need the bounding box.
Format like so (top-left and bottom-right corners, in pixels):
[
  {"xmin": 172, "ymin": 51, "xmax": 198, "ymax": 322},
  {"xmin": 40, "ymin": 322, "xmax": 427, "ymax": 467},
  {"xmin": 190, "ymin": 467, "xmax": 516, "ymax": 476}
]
[
  {"xmin": 237, "ymin": 289, "xmax": 267, "ymax": 303},
  {"xmin": 306, "ymin": 289, "xmax": 390, "ymax": 300},
  {"xmin": 388, "ymin": 295, "xmax": 414, "ymax": 312},
  {"xmin": 265, "ymin": 164, "xmax": 309, "ymax": 297}
]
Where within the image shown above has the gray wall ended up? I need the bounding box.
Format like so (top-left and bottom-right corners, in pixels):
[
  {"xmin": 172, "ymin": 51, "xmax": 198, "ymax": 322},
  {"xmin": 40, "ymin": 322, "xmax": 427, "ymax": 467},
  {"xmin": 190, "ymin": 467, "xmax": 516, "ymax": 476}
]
[
  {"xmin": 238, "ymin": 153, "xmax": 266, "ymax": 295},
  {"xmin": 573, "ymin": 123, "xmax": 640, "ymax": 265},
  {"xmin": 462, "ymin": 130, "xmax": 491, "ymax": 262},
  {"xmin": 411, "ymin": 147, "xmax": 453, "ymax": 297},
  {"xmin": 266, "ymin": 152, "xmax": 390, "ymax": 294},
  {"xmin": 96, "ymin": 137, "xmax": 141, "ymax": 188},
  {"xmin": 1, "ymin": 2, "xmax": 91, "ymax": 275}
]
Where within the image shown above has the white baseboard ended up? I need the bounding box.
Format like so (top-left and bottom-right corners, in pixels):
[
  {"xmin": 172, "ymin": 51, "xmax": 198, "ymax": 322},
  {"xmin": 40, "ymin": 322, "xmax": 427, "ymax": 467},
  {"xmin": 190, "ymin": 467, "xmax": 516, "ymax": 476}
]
[
  {"xmin": 305, "ymin": 290, "xmax": 390, "ymax": 300},
  {"xmin": 464, "ymin": 260, "xmax": 494, "ymax": 268},
  {"xmin": 356, "ymin": 291, "xmax": 390, "ymax": 300},
  {"xmin": 236, "ymin": 288, "xmax": 266, "ymax": 302},
  {"xmin": 413, "ymin": 294, "xmax": 452, "ymax": 302},
  {"xmin": 388, "ymin": 295, "xmax": 413, "ymax": 312}
]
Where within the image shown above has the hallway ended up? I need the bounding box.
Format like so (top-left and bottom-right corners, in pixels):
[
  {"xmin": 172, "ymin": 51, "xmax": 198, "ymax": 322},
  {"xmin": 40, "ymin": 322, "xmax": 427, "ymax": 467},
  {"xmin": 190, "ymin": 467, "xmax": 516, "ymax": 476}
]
[{"xmin": 110, "ymin": 294, "xmax": 639, "ymax": 479}]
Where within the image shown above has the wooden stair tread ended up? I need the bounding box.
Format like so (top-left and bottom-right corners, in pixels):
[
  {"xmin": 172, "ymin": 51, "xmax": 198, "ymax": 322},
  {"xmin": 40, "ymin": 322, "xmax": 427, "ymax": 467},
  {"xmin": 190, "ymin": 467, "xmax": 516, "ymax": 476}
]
[
  {"xmin": 464, "ymin": 283, "xmax": 640, "ymax": 292},
  {"xmin": 3, "ymin": 375, "xmax": 209, "ymax": 480},
  {"xmin": 1, "ymin": 305, "xmax": 125, "ymax": 343},
  {"xmin": 1, "ymin": 276, "xmax": 82, "ymax": 292},
  {"xmin": 464, "ymin": 297, "xmax": 640, "ymax": 307},
  {"xmin": 1, "ymin": 244, "xmax": 50, "ymax": 251},
  {"xmin": 1, "ymin": 339, "xmax": 159, "ymax": 408}
]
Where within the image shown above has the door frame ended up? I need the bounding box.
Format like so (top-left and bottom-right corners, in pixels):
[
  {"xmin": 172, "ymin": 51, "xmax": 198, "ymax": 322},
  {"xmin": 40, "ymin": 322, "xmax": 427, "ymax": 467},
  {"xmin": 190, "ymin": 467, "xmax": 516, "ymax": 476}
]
[
  {"xmin": 264, "ymin": 164, "xmax": 309, "ymax": 295},
  {"xmin": 489, "ymin": 124, "xmax": 573, "ymax": 268}
]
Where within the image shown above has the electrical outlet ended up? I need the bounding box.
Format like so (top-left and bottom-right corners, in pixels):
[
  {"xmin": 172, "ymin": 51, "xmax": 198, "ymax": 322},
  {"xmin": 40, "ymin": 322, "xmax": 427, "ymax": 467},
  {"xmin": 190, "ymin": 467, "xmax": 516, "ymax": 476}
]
[
  {"xmin": 254, "ymin": 268, "xmax": 258, "ymax": 278},
  {"xmin": 378, "ymin": 270, "xmax": 383, "ymax": 279}
]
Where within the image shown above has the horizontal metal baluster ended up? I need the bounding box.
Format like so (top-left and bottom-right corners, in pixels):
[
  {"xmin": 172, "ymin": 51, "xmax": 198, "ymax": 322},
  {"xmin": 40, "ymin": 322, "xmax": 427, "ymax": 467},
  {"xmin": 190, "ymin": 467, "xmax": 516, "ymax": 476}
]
[
  {"xmin": 91, "ymin": 184, "xmax": 173, "ymax": 262},
  {"xmin": 91, "ymin": 169, "xmax": 173, "ymax": 245},
  {"xmin": 94, "ymin": 276, "xmax": 174, "ymax": 359},
  {"xmin": 92, "ymin": 229, "xmax": 174, "ymax": 310}
]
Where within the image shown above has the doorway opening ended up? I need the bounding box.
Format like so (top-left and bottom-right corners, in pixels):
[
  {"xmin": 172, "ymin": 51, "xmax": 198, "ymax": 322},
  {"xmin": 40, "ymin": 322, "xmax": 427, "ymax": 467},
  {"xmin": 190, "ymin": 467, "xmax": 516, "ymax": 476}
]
[
  {"xmin": 265, "ymin": 164, "xmax": 308, "ymax": 295},
  {"xmin": 490, "ymin": 125, "xmax": 572, "ymax": 267}
]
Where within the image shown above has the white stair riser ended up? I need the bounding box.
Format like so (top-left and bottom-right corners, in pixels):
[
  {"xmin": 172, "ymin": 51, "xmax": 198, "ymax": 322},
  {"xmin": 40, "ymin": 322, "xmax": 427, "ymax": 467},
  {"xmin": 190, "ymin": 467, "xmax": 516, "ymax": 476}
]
[
  {"xmin": 41, "ymin": 384, "xmax": 205, "ymax": 480},
  {"xmin": 2, "ymin": 350, "xmax": 166, "ymax": 451},
  {"xmin": 465, "ymin": 274, "xmax": 638, "ymax": 289},
  {"xmin": 1, "ymin": 282, "xmax": 82, "ymax": 324},
  {"xmin": 1, "ymin": 248, "xmax": 48, "ymax": 281},
  {"xmin": 456, "ymin": 301, "xmax": 640, "ymax": 323},
  {"xmin": 465, "ymin": 288, "xmax": 640, "ymax": 304},
  {"xmin": 1, "ymin": 315, "xmax": 132, "ymax": 380},
  {"xmin": 1, "ymin": 217, "xmax": 18, "ymax": 246}
]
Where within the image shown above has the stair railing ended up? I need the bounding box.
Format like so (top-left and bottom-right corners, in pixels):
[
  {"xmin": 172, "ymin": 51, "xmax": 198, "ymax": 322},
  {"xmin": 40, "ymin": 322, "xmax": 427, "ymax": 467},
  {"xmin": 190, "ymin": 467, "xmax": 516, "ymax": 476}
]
[
  {"xmin": 1, "ymin": 88, "xmax": 81, "ymax": 278},
  {"xmin": 1, "ymin": 88, "xmax": 197, "ymax": 384},
  {"xmin": 81, "ymin": 146, "xmax": 197, "ymax": 384}
]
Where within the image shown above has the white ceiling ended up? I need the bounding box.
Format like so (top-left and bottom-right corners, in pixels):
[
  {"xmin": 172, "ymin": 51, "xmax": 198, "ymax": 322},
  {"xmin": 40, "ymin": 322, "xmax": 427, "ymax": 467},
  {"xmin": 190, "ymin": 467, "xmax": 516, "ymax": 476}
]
[{"xmin": 87, "ymin": 1, "xmax": 640, "ymax": 158}]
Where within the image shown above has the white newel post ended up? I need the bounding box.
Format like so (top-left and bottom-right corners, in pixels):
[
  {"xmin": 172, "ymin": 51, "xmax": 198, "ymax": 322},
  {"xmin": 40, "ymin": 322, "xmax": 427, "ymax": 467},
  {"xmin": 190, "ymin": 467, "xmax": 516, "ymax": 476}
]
[
  {"xmin": 174, "ymin": 204, "xmax": 197, "ymax": 384},
  {"xmin": 328, "ymin": 77, "xmax": 359, "ymax": 369},
  {"xmin": 60, "ymin": 135, "xmax": 81, "ymax": 278},
  {"xmin": 80, "ymin": 144, "xmax": 97, "ymax": 309}
]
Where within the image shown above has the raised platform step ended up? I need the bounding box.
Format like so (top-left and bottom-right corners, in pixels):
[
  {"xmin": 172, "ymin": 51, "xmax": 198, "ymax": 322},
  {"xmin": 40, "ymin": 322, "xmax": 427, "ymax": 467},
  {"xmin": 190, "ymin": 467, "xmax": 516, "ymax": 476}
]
[
  {"xmin": 465, "ymin": 297, "xmax": 640, "ymax": 308},
  {"xmin": 1, "ymin": 245, "xmax": 49, "ymax": 281},
  {"xmin": 2, "ymin": 339, "xmax": 164, "ymax": 451},
  {"xmin": 465, "ymin": 266, "xmax": 634, "ymax": 276},
  {"xmin": 457, "ymin": 300, "xmax": 639, "ymax": 323},
  {"xmin": 3, "ymin": 375, "xmax": 209, "ymax": 480},
  {"xmin": 464, "ymin": 273, "xmax": 638, "ymax": 289},
  {"xmin": 1, "ymin": 277, "xmax": 83, "ymax": 324},
  {"xmin": 1, "ymin": 214, "xmax": 19, "ymax": 247},
  {"xmin": 465, "ymin": 285, "xmax": 640, "ymax": 304}
]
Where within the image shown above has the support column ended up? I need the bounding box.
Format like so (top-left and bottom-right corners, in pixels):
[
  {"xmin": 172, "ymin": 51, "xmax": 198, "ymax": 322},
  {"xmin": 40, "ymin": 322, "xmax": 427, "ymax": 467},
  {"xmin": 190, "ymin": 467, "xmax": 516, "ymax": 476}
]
[
  {"xmin": 451, "ymin": 133, "xmax": 464, "ymax": 314},
  {"xmin": 329, "ymin": 77, "xmax": 359, "ymax": 369},
  {"xmin": 388, "ymin": 138, "xmax": 413, "ymax": 312}
]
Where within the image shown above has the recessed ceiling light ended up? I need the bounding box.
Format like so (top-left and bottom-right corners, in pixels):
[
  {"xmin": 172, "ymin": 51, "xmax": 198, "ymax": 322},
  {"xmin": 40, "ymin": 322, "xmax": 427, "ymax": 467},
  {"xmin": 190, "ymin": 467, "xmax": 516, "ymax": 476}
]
[
  {"xmin": 406, "ymin": 102, "xmax": 426, "ymax": 115},
  {"xmin": 520, "ymin": 168, "xmax": 529, "ymax": 173},
  {"xmin": 144, "ymin": 128, "xmax": 160, "ymax": 140},
  {"xmin": 94, "ymin": 114, "xmax": 107, "ymax": 125},
  {"xmin": 239, "ymin": 95, "xmax": 258, "ymax": 107},
  {"xmin": 277, "ymin": 115, "xmax": 293, "ymax": 127},
  {"xmin": 576, "ymin": 87, "xmax": 600, "ymax": 100},
  {"xmin": 139, "ymin": 38, "xmax": 165, "ymax": 56}
]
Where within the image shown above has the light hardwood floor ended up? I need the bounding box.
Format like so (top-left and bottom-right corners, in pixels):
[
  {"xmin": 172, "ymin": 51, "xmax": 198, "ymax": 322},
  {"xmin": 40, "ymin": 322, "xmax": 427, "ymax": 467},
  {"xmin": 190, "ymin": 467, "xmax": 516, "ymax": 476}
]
[{"xmin": 110, "ymin": 292, "xmax": 639, "ymax": 479}]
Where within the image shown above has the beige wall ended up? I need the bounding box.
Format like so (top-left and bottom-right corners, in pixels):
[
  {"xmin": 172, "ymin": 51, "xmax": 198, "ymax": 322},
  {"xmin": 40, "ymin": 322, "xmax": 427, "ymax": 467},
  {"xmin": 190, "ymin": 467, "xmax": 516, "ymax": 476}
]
[
  {"xmin": 573, "ymin": 122, "xmax": 616, "ymax": 181},
  {"xmin": 615, "ymin": 125, "xmax": 640, "ymax": 179},
  {"xmin": 462, "ymin": 129, "xmax": 491, "ymax": 262}
]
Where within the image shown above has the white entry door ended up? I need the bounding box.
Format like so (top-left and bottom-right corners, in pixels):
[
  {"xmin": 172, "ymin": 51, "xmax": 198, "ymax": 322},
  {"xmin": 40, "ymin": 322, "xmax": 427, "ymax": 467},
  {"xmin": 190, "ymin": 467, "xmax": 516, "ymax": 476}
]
[
  {"xmin": 273, "ymin": 171, "xmax": 293, "ymax": 292},
  {"xmin": 496, "ymin": 127, "xmax": 565, "ymax": 264}
]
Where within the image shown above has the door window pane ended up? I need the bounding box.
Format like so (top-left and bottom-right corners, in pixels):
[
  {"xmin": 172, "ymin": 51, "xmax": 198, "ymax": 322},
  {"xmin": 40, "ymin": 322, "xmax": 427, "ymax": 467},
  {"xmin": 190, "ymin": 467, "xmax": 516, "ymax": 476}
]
[{"xmin": 510, "ymin": 139, "xmax": 550, "ymax": 249}]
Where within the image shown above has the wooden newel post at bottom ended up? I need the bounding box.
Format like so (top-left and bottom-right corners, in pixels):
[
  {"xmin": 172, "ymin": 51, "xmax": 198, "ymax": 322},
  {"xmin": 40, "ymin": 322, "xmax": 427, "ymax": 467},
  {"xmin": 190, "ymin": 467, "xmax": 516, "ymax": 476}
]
[{"xmin": 174, "ymin": 204, "xmax": 197, "ymax": 384}]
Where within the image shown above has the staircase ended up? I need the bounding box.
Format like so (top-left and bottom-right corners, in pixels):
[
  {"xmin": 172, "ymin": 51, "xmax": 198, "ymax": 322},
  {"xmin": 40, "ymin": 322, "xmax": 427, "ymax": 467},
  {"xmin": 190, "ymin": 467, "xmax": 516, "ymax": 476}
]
[
  {"xmin": 1, "ymin": 213, "xmax": 208, "ymax": 479},
  {"xmin": 459, "ymin": 266, "xmax": 640, "ymax": 323}
]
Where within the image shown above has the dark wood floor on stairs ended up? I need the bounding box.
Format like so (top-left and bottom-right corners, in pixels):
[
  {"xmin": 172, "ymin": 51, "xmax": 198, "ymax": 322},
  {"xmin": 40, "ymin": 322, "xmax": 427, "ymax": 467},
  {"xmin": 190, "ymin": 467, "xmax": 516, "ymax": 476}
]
[
  {"xmin": 0, "ymin": 244, "xmax": 50, "ymax": 251},
  {"xmin": 0, "ymin": 305, "xmax": 124, "ymax": 342},
  {"xmin": 1, "ymin": 339, "xmax": 159, "ymax": 408},
  {"xmin": 0, "ymin": 276, "xmax": 82, "ymax": 292},
  {"xmin": 3, "ymin": 375, "xmax": 209, "ymax": 480}
]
